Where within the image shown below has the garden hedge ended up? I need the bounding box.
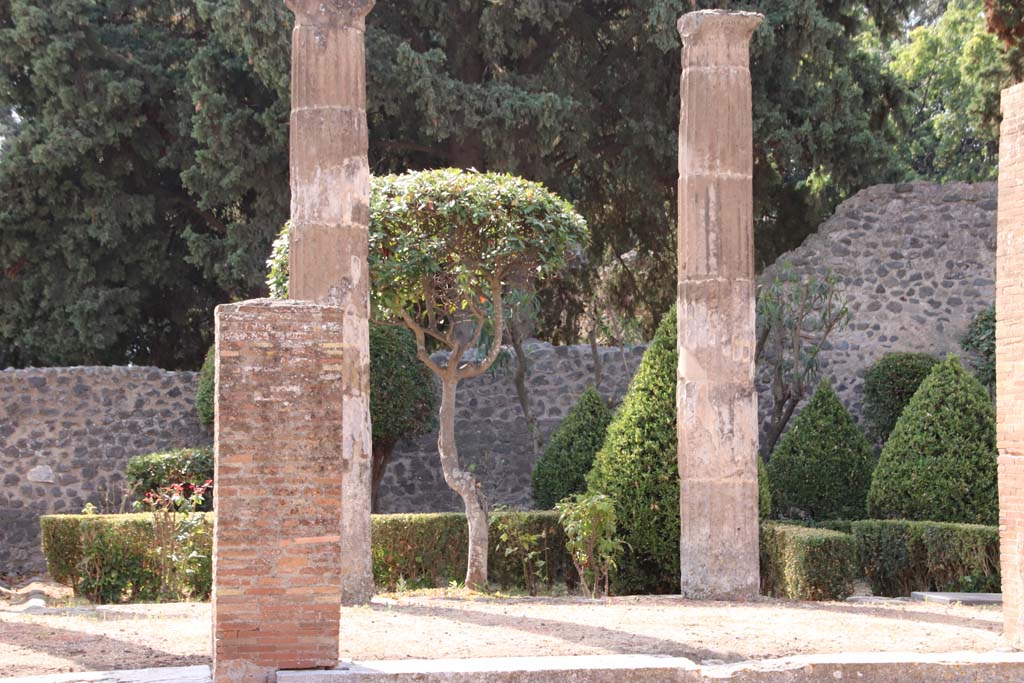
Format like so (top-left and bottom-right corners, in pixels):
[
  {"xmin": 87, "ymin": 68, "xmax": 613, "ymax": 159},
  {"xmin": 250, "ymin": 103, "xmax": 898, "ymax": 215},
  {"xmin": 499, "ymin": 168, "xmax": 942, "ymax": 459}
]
[
  {"xmin": 42, "ymin": 511, "xmax": 574, "ymax": 600},
  {"xmin": 852, "ymin": 519, "xmax": 1000, "ymax": 597},
  {"xmin": 767, "ymin": 381, "xmax": 874, "ymax": 520},
  {"xmin": 41, "ymin": 513, "xmax": 214, "ymax": 603},
  {"xmin": 532, "ymin": 387, "xmax": 612, "ymax": 509},
  {"xmin": 760, "ymin": 522, "xmax": 858, "ymax": 601},
  {"xmin": 586, "ymin": 307, "xmax": 679, "ymax": 594},
  {"xmin": 867, "ymin": 355, "xmax": 998, "ymax": 525}
]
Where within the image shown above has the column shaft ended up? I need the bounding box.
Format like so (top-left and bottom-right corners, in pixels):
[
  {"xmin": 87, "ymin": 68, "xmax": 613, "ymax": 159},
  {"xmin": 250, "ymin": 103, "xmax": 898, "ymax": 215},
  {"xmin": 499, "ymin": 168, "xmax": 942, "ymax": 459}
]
[
  {"xmin": 285, "ymin": 0, "xmax": 375, "ymax": 603},
  {"xmin": 676, "ymin": 10, "xmax": 763, "ymax": 600}
]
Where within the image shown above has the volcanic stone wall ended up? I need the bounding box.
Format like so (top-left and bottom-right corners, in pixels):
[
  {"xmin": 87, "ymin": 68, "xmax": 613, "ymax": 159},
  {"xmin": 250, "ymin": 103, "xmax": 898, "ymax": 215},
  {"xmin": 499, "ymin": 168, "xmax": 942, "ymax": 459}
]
[
  {"xmin": 758, "ymin": 181, "xmax": 997, "ymax": 425},
  {"xmin": 0, "ymin": 366, "xmax": 211, "ymax": 573}
]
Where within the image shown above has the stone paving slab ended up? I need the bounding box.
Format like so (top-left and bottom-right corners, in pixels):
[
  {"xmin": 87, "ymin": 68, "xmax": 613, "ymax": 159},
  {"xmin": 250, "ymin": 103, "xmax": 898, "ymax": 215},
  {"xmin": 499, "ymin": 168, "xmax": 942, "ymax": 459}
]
[{"xmin": 911, "ymin": 592, "xmax": 1003, "ymax": 606}]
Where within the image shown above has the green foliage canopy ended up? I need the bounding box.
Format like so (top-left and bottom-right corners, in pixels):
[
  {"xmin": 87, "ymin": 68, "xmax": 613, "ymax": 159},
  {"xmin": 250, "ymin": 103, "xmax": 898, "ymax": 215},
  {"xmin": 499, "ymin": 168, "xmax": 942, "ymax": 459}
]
[{"xmin": 889, "ymin": 0, "xmax": 1012, "ymax": 182}]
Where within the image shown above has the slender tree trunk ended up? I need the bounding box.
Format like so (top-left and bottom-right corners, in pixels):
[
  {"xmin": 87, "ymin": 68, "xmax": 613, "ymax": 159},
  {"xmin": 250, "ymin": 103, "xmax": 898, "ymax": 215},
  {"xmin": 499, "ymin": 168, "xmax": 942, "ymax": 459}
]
[
  {"xmin": 371, "ymin": 441, "xmax": 396, "ymax": 513},
  {"xmin": 438, "ymin": 376, "xmax": 489, "ymax": 587}
]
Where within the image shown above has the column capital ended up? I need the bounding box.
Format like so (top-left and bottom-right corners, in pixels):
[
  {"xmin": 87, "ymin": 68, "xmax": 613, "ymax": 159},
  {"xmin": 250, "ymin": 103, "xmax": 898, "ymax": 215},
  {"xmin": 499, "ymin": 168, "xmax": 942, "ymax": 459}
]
[
  {"xmin": 285, "ymin": 0, "xmax": 375, "ymax": 28},
  {"xmin": 677, "ymin": 10, "xmax": 763, "ymax": 68}
]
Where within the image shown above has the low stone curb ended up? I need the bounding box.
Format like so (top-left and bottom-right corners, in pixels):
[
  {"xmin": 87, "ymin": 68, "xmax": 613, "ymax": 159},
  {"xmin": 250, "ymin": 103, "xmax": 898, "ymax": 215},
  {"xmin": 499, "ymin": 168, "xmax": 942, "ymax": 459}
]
[{"xmin": 7, "ymin": 652, "xmax": 1024, "ymax": 683}]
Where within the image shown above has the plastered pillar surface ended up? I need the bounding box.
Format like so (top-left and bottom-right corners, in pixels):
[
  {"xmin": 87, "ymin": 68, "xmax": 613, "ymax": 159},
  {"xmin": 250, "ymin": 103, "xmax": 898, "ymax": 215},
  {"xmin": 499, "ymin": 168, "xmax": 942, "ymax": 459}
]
[{"xmin": 676, "ymin": 9, "xmax": 763, "ymax": 600}]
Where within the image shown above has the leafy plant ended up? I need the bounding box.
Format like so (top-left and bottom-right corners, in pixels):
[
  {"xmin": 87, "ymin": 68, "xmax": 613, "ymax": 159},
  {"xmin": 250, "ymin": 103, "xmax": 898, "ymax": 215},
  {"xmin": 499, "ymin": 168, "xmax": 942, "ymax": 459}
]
[
  {"xmin": 760, "ymin": 523, "xmax": 858, "ymax": 601},
  {"xmin": 756, "ymin": 262, "xmax": 851, "ymax": 456},
  {"xmin": 531, "ymin": 387, "xmax": 612, "ymax": 509},
  {"xmin": 767, "ymin": 382, "xmax": 874, "ymax": 521},
  {"xmin": 135, "ymin": 480, "xmax": 212, "ymax": 601},
  {"xmin": 862, "ymin": 352, "xmax": 939, "ymax": 444},
  {"xmin": 758, "ymin": 458, "xmax": 772, "ymax": 521},
  {"xmin": 867, "ymin": 355, "xmax": 998, "ymax": 525},
  {"xmin": 961, "ymin": 304, "xmax": 996, "ymax": 395},
  {"xmin": 492, "ymin": 506, "xmax": 546, "ymax": 596},
  {"xmin": 556, "ymin": 493, "xmax": 623, "ymax": 599}
]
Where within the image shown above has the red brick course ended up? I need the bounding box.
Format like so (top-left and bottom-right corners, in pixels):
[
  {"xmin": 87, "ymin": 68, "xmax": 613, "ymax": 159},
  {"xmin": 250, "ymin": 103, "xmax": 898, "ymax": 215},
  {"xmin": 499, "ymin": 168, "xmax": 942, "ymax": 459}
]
[
  {"xmin": 213, "ymin": 300, "xmax": 350, "ymax": 683},
  {"xmin": 999, "ymin": 82, "xmax": 1024, "ymax": 649}
]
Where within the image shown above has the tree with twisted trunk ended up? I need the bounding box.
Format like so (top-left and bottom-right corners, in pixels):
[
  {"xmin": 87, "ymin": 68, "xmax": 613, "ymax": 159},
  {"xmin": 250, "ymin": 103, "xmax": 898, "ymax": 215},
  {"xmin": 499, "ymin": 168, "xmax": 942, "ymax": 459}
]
[
  {"xmin": 370, "ymin": 169, "xmax": 587, "ymax": 587},
  {"xmin": 269, "ymin": 168, "xmax": 587, "ymax": 587}
]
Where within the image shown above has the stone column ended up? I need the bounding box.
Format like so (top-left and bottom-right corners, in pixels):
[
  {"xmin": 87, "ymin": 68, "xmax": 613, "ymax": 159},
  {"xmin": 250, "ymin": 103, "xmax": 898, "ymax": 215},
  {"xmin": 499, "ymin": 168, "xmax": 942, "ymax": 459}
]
[
  {"xmin": 213, "ymin": 300, "xmax": 350, "ymax": 683},
  {"xmin": 676, "ymin": 9, "xmax": 763, "ymax": 600},
  {"xmin": 998, "ymin": 81, "xmax": 1024, "ymax": 649},
  {"xmin": 285, "ymin": 0, "xmax": 374, "ymax": 603}
]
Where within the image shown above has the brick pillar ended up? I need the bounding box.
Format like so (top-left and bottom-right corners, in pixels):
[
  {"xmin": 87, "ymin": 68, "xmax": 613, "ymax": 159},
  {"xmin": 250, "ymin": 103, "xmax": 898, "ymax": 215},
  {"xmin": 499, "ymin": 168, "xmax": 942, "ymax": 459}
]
[
  {"xmin": 213, "ymin": 301, "xmax": 349, "ymax": 683},
  {"xmin": 285, "ymin": 0, "xmax": 374, "ymax": 603},
  {"xmin": 998, "ymin": 81, "xmax": 1024, "ymax": 649},
  {"xmin": 676, "ymin": 10, "xmax": 763, "ymax": 600}
]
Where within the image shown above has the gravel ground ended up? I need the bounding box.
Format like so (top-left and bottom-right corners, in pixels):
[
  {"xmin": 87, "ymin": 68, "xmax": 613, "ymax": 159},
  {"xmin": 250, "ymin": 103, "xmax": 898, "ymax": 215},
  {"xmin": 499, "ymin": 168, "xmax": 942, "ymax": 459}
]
[{"xmin": 0, "ymin": 589, "xmax": 1008, "ymax": 678}]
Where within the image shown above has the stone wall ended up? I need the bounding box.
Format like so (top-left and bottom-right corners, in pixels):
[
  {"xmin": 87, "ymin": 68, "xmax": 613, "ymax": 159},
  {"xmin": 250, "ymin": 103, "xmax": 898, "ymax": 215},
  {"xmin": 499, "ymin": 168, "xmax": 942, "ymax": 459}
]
[
  {"xmin": 759, "ymin": 181, "xmax": 997, "ymax": 426},
  {"xmin": 377, "ymin": 342, "xmax": 645, "ymax": 513},
  {"xmin": 0, "ymin": 367, "xmax": 211, "ymax": 574}
]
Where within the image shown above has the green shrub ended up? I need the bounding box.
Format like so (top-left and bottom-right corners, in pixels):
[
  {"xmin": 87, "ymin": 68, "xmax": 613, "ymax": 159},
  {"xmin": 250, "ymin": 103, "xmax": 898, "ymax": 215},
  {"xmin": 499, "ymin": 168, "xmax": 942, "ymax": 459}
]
[
  {"xmin": 126, "ymin": 448, "xmax": 214, "ymax": 512},
  {"xmin": 532, "ymin": 387, "xmax": 612, "ymax": 509},
  {"xmin": 867, "ymin": 355, "xmax": 998, "ymax": 525},
  {"xmin": 852, "ymin": 519, "xmax": 1000, "ymax": 597},
  {"xmin": 760, "ymin": 522, "xmax": 858, "ymax": 601},
  {"xmin": 587, "ymin": 307, "xmax": 678, "ymax": 594},
  {"xmin": 862, "ymin": 352, "xmax": 938, "ymax": 444},
  {"xmin": 767, "ymin": 382, "xmax": 874, "ymax": 520},
  {"xmin": 41, "ymin": 513, "xmax": 214, "ymax": 603},
  {"xmin": 195, "ymin": 345, "xmax": 215, "ymax": 429},
  {"xmin": 758, "ymin": 458, "xmax": 772, "ymax": 520},
  {"xmin": 961, "ymin": 304, "xmax": 996, "ymax": 394}
]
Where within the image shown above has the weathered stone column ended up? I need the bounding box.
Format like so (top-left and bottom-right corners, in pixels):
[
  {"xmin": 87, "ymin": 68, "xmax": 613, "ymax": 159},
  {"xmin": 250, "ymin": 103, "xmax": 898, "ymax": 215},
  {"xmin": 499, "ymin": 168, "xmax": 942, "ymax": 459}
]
[
  {"xmin": 676, "ymin": 9, "xmax": 763, "ymax": 600},
  {"xmin": 213, "ymin": 300, "xmax": 349, "ymax": 683},
  {"xmin": 285, "ymin": 0, "xmax": 374, "ymax": 603},
  {"xmin": 998, "ymin": 81, "xmax": 1024, "ymax": 649}
]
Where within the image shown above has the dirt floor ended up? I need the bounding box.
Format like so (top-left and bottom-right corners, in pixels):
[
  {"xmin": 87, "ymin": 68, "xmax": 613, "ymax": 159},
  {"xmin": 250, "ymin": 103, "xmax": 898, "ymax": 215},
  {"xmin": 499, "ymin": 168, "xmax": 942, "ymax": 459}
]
[{"xmin": 0, "ymin": 583, "xmax": 1010, "ymax": 678}]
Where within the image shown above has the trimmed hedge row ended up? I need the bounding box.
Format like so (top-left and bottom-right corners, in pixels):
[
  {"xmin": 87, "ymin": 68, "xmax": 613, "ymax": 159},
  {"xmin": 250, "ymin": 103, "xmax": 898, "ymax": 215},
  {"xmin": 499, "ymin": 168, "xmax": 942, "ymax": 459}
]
[
  {"xmin": 852, "ymin": 519, "xmax": 1000, "ymax": 597},
  {"xmin": 42, "ymin": 511, "xmax": 575, "ymax": 601},
  {"xmin": 760, "ymin": 522, "xmax": 858, "ymax": 601},
  {"xmin": 43, "ymin": 513, "xmax": 1000, "ymax": 603},
  {"xmin": 41, "ymin": 513, "xmax": 214, "ymax": 603}
]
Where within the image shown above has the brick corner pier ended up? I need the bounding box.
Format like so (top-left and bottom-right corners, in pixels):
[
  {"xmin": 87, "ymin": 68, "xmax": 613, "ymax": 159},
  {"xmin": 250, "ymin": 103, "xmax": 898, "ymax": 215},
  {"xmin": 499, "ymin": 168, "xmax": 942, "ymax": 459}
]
[{"xmin": 998, "ymin": 80, "xmax": 1024, "ymax": 650}]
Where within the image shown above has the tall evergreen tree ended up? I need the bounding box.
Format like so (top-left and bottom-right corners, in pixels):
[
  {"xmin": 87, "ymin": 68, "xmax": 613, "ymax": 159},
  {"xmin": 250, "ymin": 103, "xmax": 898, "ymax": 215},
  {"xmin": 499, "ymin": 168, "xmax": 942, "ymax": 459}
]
[
  {"xmin": 0, "ymin": 0, "xmax": 220, "ymax": 368},
  {"xmin": 1, "ymin": 0, "xmax": 922, "ymax": 366}
]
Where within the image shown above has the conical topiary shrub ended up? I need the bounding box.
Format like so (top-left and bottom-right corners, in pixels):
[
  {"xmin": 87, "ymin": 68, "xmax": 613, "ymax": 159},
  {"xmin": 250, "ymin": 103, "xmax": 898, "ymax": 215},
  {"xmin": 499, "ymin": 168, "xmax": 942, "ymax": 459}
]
[
  {"xmin": 767, "ymin": 381, "xmax": 874, "ymax": 520},
  {"xmin": 587, "ymin": 307, "xmax": 678, "ymax": 594},
  {"xmin": 866, "ymin": 355, "xmax": 998, "ymax": 525},
  {"xmin": 532, "ymin": 387, "xmax": 613, "ymax": 509}
]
